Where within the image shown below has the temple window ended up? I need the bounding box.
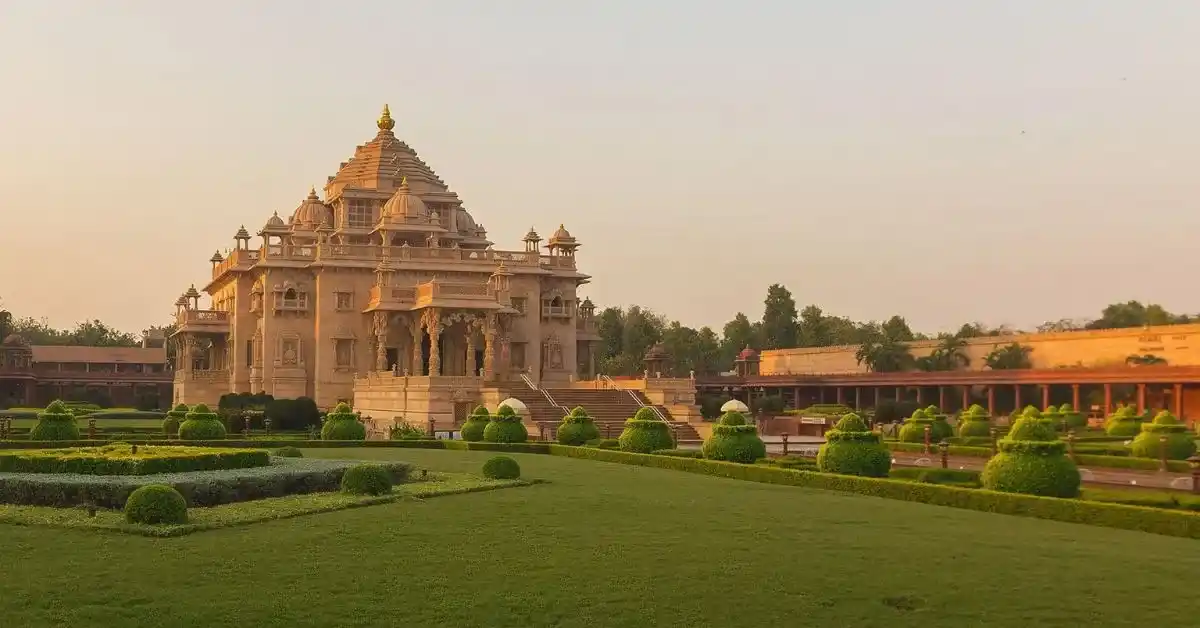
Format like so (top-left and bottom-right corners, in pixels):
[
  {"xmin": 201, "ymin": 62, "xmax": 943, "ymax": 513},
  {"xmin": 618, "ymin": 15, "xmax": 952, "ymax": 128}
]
[
  {"xmin": 511, "ymin": 343, "xmax": 526, "ymax": 369},
  {"xmin": 335, "ymin": 339, "xmax": 355, "ymax": 367},
  {"xmin": 511, "ymin": 297, "xmax": 527, "ymax": 315},
  {"xmin": 335, "ymin": 291, "xmax": 354, "ymax": 311},
  {"xmin": 273, "ymin": 288, "xmax": 308, "ymax": 311},
  {"xmin": 347, "ymin": 198, "xmax": 372, "ymax": 228}
]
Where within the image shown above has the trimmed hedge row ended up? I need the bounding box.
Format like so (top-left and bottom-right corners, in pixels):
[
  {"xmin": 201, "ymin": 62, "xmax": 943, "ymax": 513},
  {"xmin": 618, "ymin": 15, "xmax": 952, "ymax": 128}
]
[
  {"xmin": 885, "ymin": 441, "xmax": 1192, "ymax": 473},
  {"xmin": 0, "ymin": 446, "xmax": 270, "ymax": 475},
  {"xmin": 545, "ymin": 445, "xmax": 1200, "ymax": 539}
]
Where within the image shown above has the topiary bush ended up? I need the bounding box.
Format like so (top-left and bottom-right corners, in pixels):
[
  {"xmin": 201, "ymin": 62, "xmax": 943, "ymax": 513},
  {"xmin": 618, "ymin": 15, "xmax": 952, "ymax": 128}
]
[
  {"xmin": 816, "ymin": 413, "xmax": 891, "ymax": 478},
  {"xmin": 981, "ymin": 416, "xmax": 1080, "ymax": 498},
  {"xmin": 460, "ymin": 405, "xmax": 490, "ymax": 442},
  {"xmin": 482, "ymin": 455, "xmax": 521, "ymax": 479},
  {"xmin": 321, "ymin": 402, "xmax": 366, "ymax": 441},
  {"xmin": 1040, "ymin": 406, "xmax": 1065, "ymax": 431},
  {"xmin": 1058, "ymin": 403, "xmax": 1088, "ymax": 429},
  {"xmin": 274, "ymin": 446, "xmax": 304, "ymax": 458},
  {"xmin": 897, "ymin": 408, "xmax": 945, "ymax": 443},
  {"xmin": 1130, "ymin": 411, "xmax": 1197, "ymax": 460},
  {"xmin": 29, "ymin": 400, "xmax": 81, "ymax": 441},
  {"xmin": 483, "ymin": 405, "xmax": 528, "ymax": 443},
  {"xmin": 1104, "ymin": 405, "xmax": 1143, "ymax": 438},
  {"xmin": 556, "ymin": 406, "xmax": 601, "ymax": 446},
  {"xmin": 956, "ymin": 404, "xmax": 992, "ymax": 438},
  {"xmin": 162, "ymin": 403, "xmax": 188, "ymax": 436},
  {"xmin": 340, "ymin": 463, "xmax": 393, "ymax": 495},
  {"xmin": 701, "ymin": 411, "xmax": 766, "ymax": 463},
  {"xmin": 928, "ymin": 410, "xmax": 953, "ymax": 442},
  {"xmin": 618, "ymin": 407, "xmax": 674, "ymax": 453},
  {"xmin": 124, "ymin": 484, "xmax": 188, "ymax": 525},
  {"xmin": 177, "ymin": 403, "xmax": 227, "ymax": 441}
]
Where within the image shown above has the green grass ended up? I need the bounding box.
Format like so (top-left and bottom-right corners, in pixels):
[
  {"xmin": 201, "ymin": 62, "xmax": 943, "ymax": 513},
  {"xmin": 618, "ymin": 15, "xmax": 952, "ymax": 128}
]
[{"xmin": 0, "ymin": 448, "xmax": 1197, "ymax": 627}]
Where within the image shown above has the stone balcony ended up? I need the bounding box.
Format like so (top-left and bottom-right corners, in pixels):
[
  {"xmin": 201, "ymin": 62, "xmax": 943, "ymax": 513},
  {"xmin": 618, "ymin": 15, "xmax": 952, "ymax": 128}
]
[{"xmin": 175, "ymin": 309, "xmax": 230, "ymax": 334}]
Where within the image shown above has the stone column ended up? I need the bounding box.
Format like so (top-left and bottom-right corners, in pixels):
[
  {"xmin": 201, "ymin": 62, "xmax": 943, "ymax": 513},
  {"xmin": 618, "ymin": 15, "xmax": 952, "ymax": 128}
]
[
  {"xmin": 1173, "ymin": 383, "xmax": 1183, "ymax": 417},
  {"xmin": 986, "ymin": 386, "xmax": 996, "ymax": 416},
  {"xmin": 854, "ymin": 387, "xmax": 862, "ymax": 410},
  {"xmin": 1041, "ymin": 384, "xmax": 1050, "ymax": 409},
  {"xmin": 427, "ymin": 309, "xmax": 442, "ymax": 377},
  {"xmin": 482, "ymin": 312, "xmax": 496, "ymax": 381},
  {"xmin": 588, "ymin": 341, "xmax": 596, "ymax": 379},
  {"xmin": 372, "ymin": 312, "xmax": 388, "ymax": 372},
  {"xmin": 1136, "ymin": 383, "xmax": 1146, "ymax": 414},
  {"xmin": 873, "ymin": 387, "xmax": 881, "ymax": 407},
  {"xmin": 961, "ymin": 386, "xmax": 970, "ymax": 411},
  {"xmin": 1071, "ymin": 383, "xmax": 1080, "ymax": 410},
  {"xmin": 937, "ymin": 386, "xmax": 946, "ymax": 410},
  {"xmin": 1014, "ymin": 385, "xmax": 1022, "ymax": 411},
  {"xmin": 410, "ymin": 313, "xmax": 424, "ymax": 376},
  {"xmin": 1103, "ymin": 383, "xmax": 1112, "ymax": 415},
  {"xmin": 465, "ymin": 326, "xmax": 477, "ymax": 377},
  {"xmin": 835, "ymin": 387, "xmax": 845, "ymax": 405}
]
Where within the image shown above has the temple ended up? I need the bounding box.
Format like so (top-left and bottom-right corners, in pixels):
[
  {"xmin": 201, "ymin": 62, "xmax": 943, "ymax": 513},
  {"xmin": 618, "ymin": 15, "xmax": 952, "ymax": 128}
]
[{"xmin": 171, "ymin": 105, "xmax": 604, "ymax": 424}]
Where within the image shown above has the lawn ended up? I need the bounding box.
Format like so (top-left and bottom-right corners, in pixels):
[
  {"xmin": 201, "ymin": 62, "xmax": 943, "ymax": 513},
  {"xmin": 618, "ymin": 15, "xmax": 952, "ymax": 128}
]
[{"xmin": 0, "ymin": 448, "xmax": 1196, "ymax": 627}]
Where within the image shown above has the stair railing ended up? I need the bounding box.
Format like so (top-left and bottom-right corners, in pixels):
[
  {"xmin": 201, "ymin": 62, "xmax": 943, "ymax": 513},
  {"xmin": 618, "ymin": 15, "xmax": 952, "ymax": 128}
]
[
  {"xmin": 521, "ymin": 372, "xmax": 568, "ymax": 419},
  {"xmin": 519, "ymin": 372, "xmax": 538, "ymax": 391}
]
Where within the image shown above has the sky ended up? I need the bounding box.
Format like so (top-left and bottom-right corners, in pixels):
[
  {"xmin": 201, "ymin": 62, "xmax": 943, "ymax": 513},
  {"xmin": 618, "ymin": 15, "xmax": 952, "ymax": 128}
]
[{"xmin": 2, "ymin": 1, "xmax": 1199, "ymax": 337}]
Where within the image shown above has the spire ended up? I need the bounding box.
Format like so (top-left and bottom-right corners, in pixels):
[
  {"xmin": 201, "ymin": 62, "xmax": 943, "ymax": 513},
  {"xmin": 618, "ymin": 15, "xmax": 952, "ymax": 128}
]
[
  {"xmin": 399, "ymin": 175, "xmax": 408, "ymax": 189},
  {"xmin": 377, "ymin": 104, "xmax": 395, "ymax": 132}
]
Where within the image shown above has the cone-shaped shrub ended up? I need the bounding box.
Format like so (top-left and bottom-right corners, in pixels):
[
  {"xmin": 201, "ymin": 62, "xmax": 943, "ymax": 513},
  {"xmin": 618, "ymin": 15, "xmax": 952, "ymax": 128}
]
[
  {"xmin": 618, "ymin": 407, "xmax": 674, "ymax": 453},
  {"xmin": 701, "ymin": 411, "xmax": 766, "ymax": 463},
  {"xmin": 817, "ymin": 413, "xmax": 891, "ymax": 477},
  {"xmin": 956, "ymin": 404, "xmax": 992, "ymax": 438},
  {"xmin": 163, "ymin": 403, "xmax": 188, "ymax": 436},
  {"xmin": 321, "ymin": 402, "xmax": 366, "ymax": 440},
  {"xmin": 981, "ymin": 415, "xmax": 1080, "ymax": 498},
  {"xmin": 460, "ymin": 405, "xmax": 490, "ymax": 442},
  {"xmin": 1058, "ymin": 403, "xmax": 1087, "ymax": 429},
  {"xmin": 898, "ymin": 408, "xmax": 950, "ymax": 442},
  {"xmin": 556, "ymin": 406, "xmax": 601, "ymax": 446},
  {"xmin": 29, "ymin": 400, "xmax": 80, "ymax": 441},
  {"xmin": 483, "ymin": 404, "xmax": 528, "ymax": 443},
  {"xmin": 1130, "ymin": 410, "xmax": 1197, "ymax": 460},
  {"xmin": 177, "ymin": 403, "xmax": 227, "ymax": 440},
  {"xmin": 1104, "ymin": 405, "xmax": 1143, "ymax": 437}
]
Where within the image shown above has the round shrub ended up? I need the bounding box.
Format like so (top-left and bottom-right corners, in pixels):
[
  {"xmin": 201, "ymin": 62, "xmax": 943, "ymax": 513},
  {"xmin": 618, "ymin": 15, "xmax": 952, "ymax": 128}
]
[
  {"xmin": 816, "ymin": 413, "xmax": 891, "ymax": 478},
  {"xmin": 618, "ymin": 408, "xmax": 675, "ymax": 453},
  {"xmin": 701, "ymin": 411, "xmax": 766, "ymax": 463},
  {"xmin": 177, "ymin": 403, "xmax": 227, "ymax": 440},
  {"xmin": 321, "ymin": 403, "xmax": 366, "ymax": 441},
  {"xmin": 29, "ymin": 400, "xmax": 81, "ymax": 441},
  {"xmin": 340, "ymin": 463, "xmax": 393, "ymax": 495},
  {"xmin": 482, "ymin": 455, "xmax": 521, "ymax": 479},
  {"xmin": 1058, "ymin": 403, "xmax": 1088, "ymax": 429},
  {"xmin": 124, "ymin": 484, "xmax": 188, "ymax": 525},
  {"xmin": 483, "ymin": 404, "xmax": 528, "ymax": 443},
  {"xmin": 1104, "ymin": 406, "xmax": 1143, "ymax": 438},
  {"xmin": 956, "ymin": 404, "xmax": 992, "ymax": 438},
  {"xmin": 981, "ymin": 416, "xmax": 1080, "ymax": 498},
  {"xmin": 897, "ymin": 408, "xmax": 946, "ymax": 443},
  {"xmin": 274, "ymin": 446, "xmax": 303, "ymax": 458},
  {"xmin": 556, "ymin": 406, "xmax": 600, "ymax": 446},
  {"xmin": 162, "ymin": 403, "xmax": 188, "ymax": 436},
  {"xmin": 1130, "ymin": 411, "xmax": 1197, "ymax": 460},
  {"xmin": 460, "ymin": 405, "xmax": 490, "ymax": 442}
]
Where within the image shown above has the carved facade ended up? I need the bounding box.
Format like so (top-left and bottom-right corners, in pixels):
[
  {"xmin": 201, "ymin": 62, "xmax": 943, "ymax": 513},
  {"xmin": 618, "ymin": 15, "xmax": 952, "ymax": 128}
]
[{"xmin": 171, "ymin": 105, "xmax": 602, "ymax": 417}]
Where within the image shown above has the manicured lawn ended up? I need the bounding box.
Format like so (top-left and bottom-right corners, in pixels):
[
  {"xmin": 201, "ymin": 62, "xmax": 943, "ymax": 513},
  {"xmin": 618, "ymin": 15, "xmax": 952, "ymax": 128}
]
[{"xmin": 1, "ymin": 448, "xmax": 1197, "ymax": 627}]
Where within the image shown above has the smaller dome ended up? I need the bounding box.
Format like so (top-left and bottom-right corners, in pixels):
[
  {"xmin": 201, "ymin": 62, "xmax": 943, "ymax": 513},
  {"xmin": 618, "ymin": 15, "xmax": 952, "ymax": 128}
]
[
  {"xmin": 381, "ymin": 177, "xmax": 428, "ymax": 219},
  {"xmin": 736, "ymin": 346, "xmax": 759, "ymax": 361},
  {"xmin": 523, "ymin": 227, "xmax": 541, "ymax": 242},
  {"xmin": 174, "ymin": 295, "xmax": 188, "ymax": 307},
  {"xmin": 457, "ymin": 208, "xmax": 478, "ymax": 233},
  {"xmin": 209, "ymin": 250, "xmax": 224, "ymax": 263},
  {"xmin": 720, "ymin": 399, "xmax": 750, "ymax": 414},
  {"xmin": 262, "ymin": 211, "xmax": 286, "ymax": 232},
  {"xmin": 184, "ymin": 285, "xmax": 201, "ymax": 299},
  {"xmin": 2, "ymin": 333, "xmax": 29, "ymax": 347},
  {"xmin": 233, "ymin": 225, "xmax": 250, "ymax": 240},
  {"xmin": 290, "ymin": 187, "xmax": 332, "ymax": 229},
  {"xmin": 498, "ymin": 397, "xmax": 528, "ymax": 417},
  {"xmin": 581, "ymin": 297, "xmax": 595, "ymax": 310},
  {"xmin": 552, "ymin": 224, "xmax": 572, "ymax": 240}
]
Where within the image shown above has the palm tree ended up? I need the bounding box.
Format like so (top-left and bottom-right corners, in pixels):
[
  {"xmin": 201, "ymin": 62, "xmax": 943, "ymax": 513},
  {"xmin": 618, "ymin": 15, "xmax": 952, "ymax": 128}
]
[
  {"xmin": 914, "ymin": 335, "xmax": 970, "ymax": 371},
  {"xmin": 856, "ymin": 336, "xmax": 913, "ymax": 372},
  {"xmin": 1125, "ymin": 354, "xmax": 1168, "ymax": 366},
  {"xmin": 984, "ymin": 343, "xmax": 1033, "ymax": 370}
]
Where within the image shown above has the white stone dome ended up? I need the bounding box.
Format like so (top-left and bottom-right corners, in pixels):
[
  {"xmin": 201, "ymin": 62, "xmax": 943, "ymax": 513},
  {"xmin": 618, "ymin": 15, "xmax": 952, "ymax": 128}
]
[
  {"xmin": 720, "ymin": 399, "xmax": 750, "ymax": 414},
  {"xmin": 498, "ymin": 397, "xmax": 528, "ymax": 417}
]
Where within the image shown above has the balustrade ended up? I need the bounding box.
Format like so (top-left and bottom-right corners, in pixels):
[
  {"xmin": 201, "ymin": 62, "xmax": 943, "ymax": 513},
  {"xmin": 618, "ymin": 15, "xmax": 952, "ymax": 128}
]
[{"xmin": 175, "ymin": 309, "xmax": 230, "ymax": 326}]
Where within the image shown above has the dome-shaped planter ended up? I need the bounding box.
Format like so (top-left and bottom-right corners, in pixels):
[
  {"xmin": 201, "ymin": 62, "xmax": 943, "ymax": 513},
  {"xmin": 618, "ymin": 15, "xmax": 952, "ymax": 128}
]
[
  {"xmin": 162, "ymin": 403, "xmax": 188, "ymax": 436},
  {"xmin": 816, "ymin": 413, "xmax": 891, "ymax": 477},
  {"xmin": 1130, "ymin": 411, "xmax": 1197, "ymax": 460},
  {"xmin": 1040, "ymin": 406, "xmax": 1065, "ymax": 431},
  {"xmin": 29, "ymin": 400, "xmax": 80, "ymax": 441},
  {"xmin": 1104, "ymin": 406, "xmax": 1143, "ymax": 438},
  {"xmin": 956, "ymin": 404, "xmax": 992, "ymax": 438},
  {"xmin": 1058, "ymin": 403, "xmax": 1087, "ymax": 429},
  {"xmin": 483, "ymin": 404, "xmax": 528, "ymax": 443},
  {"xmin": 321, "ymin": 403, "xmax": 366, "ymax": 441},
  {"xmin": 618, "ymin": 407, "xmax": 674, "ymax": 453},
  {"xmin": 981, "ymin": 416, "xmax": 1080, "ymax": 498},
  {"xmin": 460, "ymin": 405, "xmax": 490, "ymax": 442},
  {"xmin": 898, "ymin": 408, "xmax": 948, "ymax": 443},
  {"xmin": 556, "ymin": 406, "xmax": 601, "ymax": 446},
  {"xmin": 701, "ymin": 411, "xmax": 766, "ymax": 463},
  {"xmin": 177, "ymin": 403, "xmax": 227, "ymax": 441}
]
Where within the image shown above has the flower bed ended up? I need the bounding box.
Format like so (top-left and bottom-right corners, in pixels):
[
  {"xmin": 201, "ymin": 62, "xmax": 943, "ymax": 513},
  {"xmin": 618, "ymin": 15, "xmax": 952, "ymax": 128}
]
[
  {"xmin": 0, "ymin": 444, "xmax": 271, "ymax": 475},
  {"xmin": 0, "ymin": 457, "xmax": 413, "ymax": 509}
]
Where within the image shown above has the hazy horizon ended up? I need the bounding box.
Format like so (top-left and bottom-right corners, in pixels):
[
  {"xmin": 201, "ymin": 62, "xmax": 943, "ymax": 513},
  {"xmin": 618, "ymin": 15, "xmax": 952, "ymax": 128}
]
[{"xmin": 2, "ymin": 1, "xmax": 1198, "ymax": 337}]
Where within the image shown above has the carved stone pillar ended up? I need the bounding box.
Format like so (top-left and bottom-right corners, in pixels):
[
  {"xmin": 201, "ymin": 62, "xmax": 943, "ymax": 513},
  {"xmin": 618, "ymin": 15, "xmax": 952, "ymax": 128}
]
[
  {"xmin": 410, "ymin": 313, "xmax": 424, "ymax": 375},
  {"xmin": 372, "ymin": 312, "xmax": 388, "ymax": 371},
  {"xmin": 427, "ymin": 308, "xmax": 442, "ymax": 377},
  {"xmin": 182, "ymin": 335, "xmax": 196, "ymax": 372},
  {"xmin": 482, "ymin": 313, "xmax": 496, "ymax": 381},
  {"xmin": 466, "ymin": 325, "xmax": 477, "ymax": 377},
  {"xmin": 588, "ymin": 341, "xmax": 597, "ymax": 379}
]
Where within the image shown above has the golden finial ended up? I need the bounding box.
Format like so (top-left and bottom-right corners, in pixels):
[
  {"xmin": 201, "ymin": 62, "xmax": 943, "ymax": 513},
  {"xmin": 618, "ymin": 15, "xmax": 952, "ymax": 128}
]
[
  {"xmin": 377, "ymin": 104, "xmax": 395, "ymax": 131},
  {"xmin": 399, "ymin": 175, "xmax": 408, "ymax": 188},
  {"xmin": 308, "ymin": 185, "xmax": 318, "ymax": 199}
]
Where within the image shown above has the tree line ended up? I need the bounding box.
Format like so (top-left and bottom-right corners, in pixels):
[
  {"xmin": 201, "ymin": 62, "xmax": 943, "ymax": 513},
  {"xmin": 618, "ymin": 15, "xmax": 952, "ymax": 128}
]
[{"xmin": 593, "ymin": 286, "xmax": 1196, "ymax": 376}]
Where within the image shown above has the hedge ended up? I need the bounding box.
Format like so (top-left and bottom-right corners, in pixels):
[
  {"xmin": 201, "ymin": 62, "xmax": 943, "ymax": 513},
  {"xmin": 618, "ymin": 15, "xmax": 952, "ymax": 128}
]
[
  {"xmin": 885, "ymin": 441, "xmax": 1192, "ymax": 473},
  {"xmin": 0, "ymin": 445, "xmax": 270, "ymax": 475},
  {"xmin": 545, "ymin": 445, "xmax": 1200, "ymax": 539}
]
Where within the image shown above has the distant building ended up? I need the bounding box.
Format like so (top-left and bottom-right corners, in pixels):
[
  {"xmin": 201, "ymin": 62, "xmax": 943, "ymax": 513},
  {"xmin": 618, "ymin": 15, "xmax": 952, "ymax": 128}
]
[{"xmin": 0, "ymin": 335, "xmax": 172, "ymax": 408}]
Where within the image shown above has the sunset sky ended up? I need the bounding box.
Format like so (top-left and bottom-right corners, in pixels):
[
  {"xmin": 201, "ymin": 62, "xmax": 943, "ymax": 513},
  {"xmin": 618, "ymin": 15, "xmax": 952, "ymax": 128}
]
[{"xmin": 2, "ymin": 1, "xmax": 1198, "ymax": 335}]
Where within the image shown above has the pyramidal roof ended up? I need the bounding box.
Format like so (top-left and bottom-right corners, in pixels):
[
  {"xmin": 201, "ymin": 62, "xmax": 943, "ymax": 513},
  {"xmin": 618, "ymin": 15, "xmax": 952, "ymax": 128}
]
[{"xmin": 325, "ymin": 104, "xmax": 453, "ymax": 200}]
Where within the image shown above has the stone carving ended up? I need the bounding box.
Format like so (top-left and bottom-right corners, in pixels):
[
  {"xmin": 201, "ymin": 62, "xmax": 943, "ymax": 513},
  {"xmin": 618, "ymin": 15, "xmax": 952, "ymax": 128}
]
[{"xmin": 544, "ymin": 333, "xmax": 564, "ymax": 370}]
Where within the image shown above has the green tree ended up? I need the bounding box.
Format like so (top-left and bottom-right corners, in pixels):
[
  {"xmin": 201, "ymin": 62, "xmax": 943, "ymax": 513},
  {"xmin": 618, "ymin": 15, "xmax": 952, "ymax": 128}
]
[
  {"xmin": 594, "ymin": 306, "xmax": 665, "ymax": 376},
  {"xmin": 720, "ymin": 312, "xmax": 757, "ymax": 368},
  {"xmin": 759, "ymin": 284, "xmax": 799, "ymax": 349},
  {"xmin": 1086, "ymin": 300, "xmax": 1192, "ymax": 329},
  {"xmin": 855, "ymin": 330, "xmax": 913, "ymax": 373},
  {"xmin": 914, "ymin": 334, "xmax": 970, "ymax": 371},
  {"xmin": 984, "ymin": 343, "xmax": 1033, "ymax": 370},
  {"xmin": 880, "ymin": 315, "xmax": 915, "ymax": 342}
]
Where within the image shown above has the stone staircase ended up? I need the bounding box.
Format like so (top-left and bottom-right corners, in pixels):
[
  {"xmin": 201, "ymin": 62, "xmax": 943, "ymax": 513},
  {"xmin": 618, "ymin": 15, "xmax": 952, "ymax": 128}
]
[{"xmin": 520, "ymin": 386, "xmax": 700, "ymax": 443}]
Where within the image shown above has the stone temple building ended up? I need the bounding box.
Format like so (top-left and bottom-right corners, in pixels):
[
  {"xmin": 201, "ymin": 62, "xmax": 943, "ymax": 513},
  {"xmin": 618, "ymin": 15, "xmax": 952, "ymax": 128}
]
[{"xmin": 171, "ymin": 105, "xmax": 608, "ymax": 424}]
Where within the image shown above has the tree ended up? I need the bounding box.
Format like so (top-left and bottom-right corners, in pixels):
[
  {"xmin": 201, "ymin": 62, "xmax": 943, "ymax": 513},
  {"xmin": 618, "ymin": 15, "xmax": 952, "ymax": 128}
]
[
  {"xmin": 1086, "ymin": 301, "xmax": 1192, "ymax": 330},
  {"xmin": 1037, "ymin": 318, "xmax": 1087, "ymax": 333},
  {"xmin": 594, "ymin": 306, "xmax": 665, "ymax": 376},
  {"xmin": 720, "ymin": 312, "xmax": 757, "ymax": 368},
  {"xmin": 855, "ymin": 328, "xmax": 913, "ymax": 373},
  {"xmin": 915, "ymin": 334, "xmax": 970, "ymax": 371},
  {"xmin": 984, "ymin": 343, "xmax": 1033, "ymax": 370},
  {"xmin": 661, "ymin": 321, "xmax": 722, "ymax": 376},
  {"xmin": 881, "ymin": 315, "xmax": 915, "ymax": 342},
  {"xmin": 759, "ymin": 284, "xmax": 799, "ymax": 350},
  {"xmin": 1125, "ymin": 354, "xmax": 1168, "ymax": 366}
]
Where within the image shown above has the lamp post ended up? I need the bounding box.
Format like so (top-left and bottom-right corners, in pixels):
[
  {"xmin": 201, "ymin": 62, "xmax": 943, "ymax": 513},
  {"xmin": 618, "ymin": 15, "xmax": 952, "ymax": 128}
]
[
  {"xmin": 1065, "ymin": 430, "xmax": 1077, "ymax": 464},
  {"xmin": 1187, "ymin": 455, "xmax": 1200, "ymax": 495},
  {"xmin": 923, "ymin": 425, "xmax": 932, "ymax": 455},
  {"xmin": 938, "ymin": 439, "xmax": 949, "ymax": 469},
  {"xmin": 1159, "ymin": 435, "xmax": 1169, "ymax": 473}
]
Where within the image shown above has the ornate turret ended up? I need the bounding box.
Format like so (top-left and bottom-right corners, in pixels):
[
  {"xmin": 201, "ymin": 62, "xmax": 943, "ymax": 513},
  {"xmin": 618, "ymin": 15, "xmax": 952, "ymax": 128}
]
[
  {"xmin": 380, "ymin": 176, "xmax": 429, "ymax": 221},
  {"xmin": 209, "ymin": 251, "xmax": 224, "ymax": 269},
  {"xmin": 546, "ymin": 224, "xmax": 579, "ymax": 257},
  {"xmin": 523, "ymin": 227, "xmax": 542, "ymax": 253},
  {"xmin": 290, "ymin": 187, "xmax": 332, "ymax": 230}
]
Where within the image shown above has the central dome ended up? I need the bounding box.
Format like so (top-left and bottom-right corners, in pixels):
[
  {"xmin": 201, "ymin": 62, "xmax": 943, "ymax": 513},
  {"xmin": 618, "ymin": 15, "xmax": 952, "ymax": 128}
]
[{"xmin": 381, "ymin": 177, "xmax": 428, "ymax": 219}]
